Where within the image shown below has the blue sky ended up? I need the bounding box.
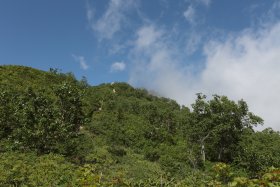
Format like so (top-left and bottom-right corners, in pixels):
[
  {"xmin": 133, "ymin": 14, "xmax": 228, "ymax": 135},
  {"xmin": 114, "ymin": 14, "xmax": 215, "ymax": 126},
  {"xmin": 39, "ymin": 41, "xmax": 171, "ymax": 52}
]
[{"xmin": 1, "ymin": 0, "xmax": 280, "ymax": 130}]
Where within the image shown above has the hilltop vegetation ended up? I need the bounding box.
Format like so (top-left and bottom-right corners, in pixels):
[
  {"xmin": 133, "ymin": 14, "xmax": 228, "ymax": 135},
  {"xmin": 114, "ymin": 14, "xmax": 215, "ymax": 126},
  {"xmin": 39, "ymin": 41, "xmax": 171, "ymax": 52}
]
[{"xmin": 0, "ymin": 65, "xmax": 280, "ymax": 186}]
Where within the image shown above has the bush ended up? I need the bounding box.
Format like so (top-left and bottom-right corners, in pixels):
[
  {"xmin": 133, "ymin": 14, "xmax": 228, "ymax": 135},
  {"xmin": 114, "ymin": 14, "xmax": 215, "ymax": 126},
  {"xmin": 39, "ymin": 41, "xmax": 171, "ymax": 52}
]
[{"xmin": 0, "ymin": 152, "xmax": 77, "ymax": 186}]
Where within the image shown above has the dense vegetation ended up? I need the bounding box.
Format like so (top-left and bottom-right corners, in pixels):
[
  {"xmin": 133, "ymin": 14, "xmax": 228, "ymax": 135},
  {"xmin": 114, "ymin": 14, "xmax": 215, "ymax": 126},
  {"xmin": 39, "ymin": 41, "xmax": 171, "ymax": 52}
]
[{"xmin": 0, "ymin": 65, "xmax": 279, "ymax": 186}]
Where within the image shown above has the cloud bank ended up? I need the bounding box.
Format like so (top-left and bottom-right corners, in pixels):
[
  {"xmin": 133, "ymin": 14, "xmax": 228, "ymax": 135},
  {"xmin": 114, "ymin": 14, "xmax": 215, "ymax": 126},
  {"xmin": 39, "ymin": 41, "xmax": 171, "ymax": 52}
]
[
  {"xmin": 129, "ymin": 22, "xmax": 280, "ymax": 131},
  {"xmin": 201, "ymin": 23, "xmax": 280, "ymax": 130}
]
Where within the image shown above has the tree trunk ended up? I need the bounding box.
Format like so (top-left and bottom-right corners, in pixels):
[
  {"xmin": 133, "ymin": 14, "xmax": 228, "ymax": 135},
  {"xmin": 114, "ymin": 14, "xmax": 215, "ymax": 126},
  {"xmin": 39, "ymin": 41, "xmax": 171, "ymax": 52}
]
[
  {"xmin": 201, "ymin": 143, "xmax": 205, "ymax": 163},
  {"xmin": 200, "ymin": 133, "xmax": 210, "ymax": 164},
  {"xmin": 218, "ymin": 147, "xmax": 223, "ymax": 161}
]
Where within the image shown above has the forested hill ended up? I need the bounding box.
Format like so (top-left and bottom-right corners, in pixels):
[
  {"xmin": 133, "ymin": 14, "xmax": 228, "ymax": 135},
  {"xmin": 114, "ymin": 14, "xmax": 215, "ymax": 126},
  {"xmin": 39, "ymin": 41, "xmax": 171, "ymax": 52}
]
[{"xmin": 0, "ymin": 65, "xmax": 280, "ymax": 186}]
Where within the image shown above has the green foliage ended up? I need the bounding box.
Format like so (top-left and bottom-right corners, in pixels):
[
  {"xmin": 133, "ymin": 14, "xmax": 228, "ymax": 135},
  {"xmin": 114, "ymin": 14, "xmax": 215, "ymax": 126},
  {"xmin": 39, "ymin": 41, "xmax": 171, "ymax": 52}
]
[
  {"xmin": 0, "ymin": 65, "xmax": 278, "ymax": 186},
  {"xmin": 0, "ymin": 65, "xmax": 79, "ymax": 93},
  {"xmin": 0, "ymin": 78, "xmax": 85, "ymax": 155},
  {"xmin": 0, "ymin": 152, "xmax": 77, "ymax": 186},
  {"xmin": 235, "ymin": 128, "xmax": 280, "ymax": 175},
  {"xmin": 230, "ymin": 167, "xmax": 280, "ymax": 187},
  {"xmin": 0, "ymin": 90, "xmax": 17, "ymax": 141},
  {"xmin": 188, "ymin": 94, "xmax": 263, "ymax": 166},
  {"xmin": 212, "ymin": 163, "xmax": 234, "ymax": 184}
]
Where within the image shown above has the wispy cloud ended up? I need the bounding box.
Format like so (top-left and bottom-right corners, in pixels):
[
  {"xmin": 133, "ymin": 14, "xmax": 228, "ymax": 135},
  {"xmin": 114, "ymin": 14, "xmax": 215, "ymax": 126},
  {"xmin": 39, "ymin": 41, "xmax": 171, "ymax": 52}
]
[
  {"xmin": 135, "ymin": 25, "xmax": 163, "ymax": 49},
  {"xmin": 86, "ymin": 1, "xmax": 94, "ymax": 21},
  {"xmin": 111, "ymin": 61, "xmax": 126, "ymax": 72},
  {"xmin": 87, "ymin": 0, "xmax": 137, "ymax": 40},
  {"xmin": 183, "ymin": 6, "xmax": 196, "ymax": 24},
  {"xmin": 72, "ymin": 54, "xmax": 89, "ymax": 70},
  {"xmin": 183, "ymin": 0, "xmax": 211, "ymax": 26}
]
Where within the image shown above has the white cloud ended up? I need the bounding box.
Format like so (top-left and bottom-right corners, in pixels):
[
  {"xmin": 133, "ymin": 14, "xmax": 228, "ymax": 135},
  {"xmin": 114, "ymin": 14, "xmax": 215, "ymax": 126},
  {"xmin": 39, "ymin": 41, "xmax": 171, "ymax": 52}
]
[
  {"xmin": 129, "ymin": 24, "xmax": 190, "ymax": 101},
  {"xmin": 111, "ymin": 61, "xmax": 126, "ymax": 72},
  {"xmin": 129, "ymin": 21, "xmax": 280, "ymax": 131},
  {"xmin": 135, "ymin": 25, "xmax": 163, "ymax": 49},
  {"xmin": 72, "ymin": 54, "xmax": 89, "ymax": 70},
  {"xmin": 87, "ymin": 0, "xmax": 136, "ymax": 40},
  {"xmin": 183, "ymin": 6, "xmax": 195, "ymax": 24},
  {"xmin": 200, "ymin": 23, "xmax": 280, "ymax": 131}
]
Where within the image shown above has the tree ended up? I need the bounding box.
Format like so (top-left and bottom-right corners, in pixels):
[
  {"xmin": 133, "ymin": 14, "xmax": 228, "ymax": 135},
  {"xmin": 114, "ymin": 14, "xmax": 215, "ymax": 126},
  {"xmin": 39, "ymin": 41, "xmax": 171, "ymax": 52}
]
[
  {"xmin": 207, "ymin": 95, "xmax": 263, "ymax": 162},
  {"xmin": 51, "ymin": 82, "xmax": 85, "ymax": 155},
  {"xmin": 188, "ymin": 94, "xmax": 263, "ymax": 164},
  {"xmin": 1, "ymin": 82, "xmax": 85, "ymax": 155},
  {"xmin": 188, "ymin": 93, "xmax": 212, "ymax": 165},
  {"xmin": 13, "ymin": 88, "xmax": 57, "ymax": 153}
]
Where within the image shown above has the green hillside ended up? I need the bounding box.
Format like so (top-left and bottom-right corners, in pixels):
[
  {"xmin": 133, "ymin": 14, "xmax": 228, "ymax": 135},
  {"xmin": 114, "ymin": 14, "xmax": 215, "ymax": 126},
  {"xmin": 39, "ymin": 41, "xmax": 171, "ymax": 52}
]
[
  {"xmin": 0, "ymin": 65, "xmax": 279, "ymax": 186},
  {"xmin": 0, "ymin": 65, "xmax": 80, "ymax": 90}
]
